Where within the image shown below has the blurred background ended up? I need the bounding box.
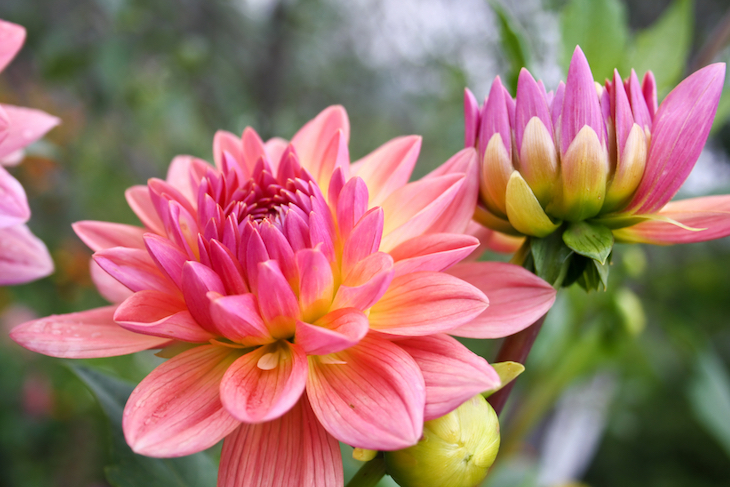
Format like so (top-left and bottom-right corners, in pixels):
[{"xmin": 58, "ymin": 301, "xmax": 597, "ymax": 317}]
[{"xmin": 1, "ymin": 0, "xmax": 730, "ymax": 486}]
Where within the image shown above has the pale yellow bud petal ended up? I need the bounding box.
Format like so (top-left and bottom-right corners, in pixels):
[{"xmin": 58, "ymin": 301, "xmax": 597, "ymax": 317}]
[
  {"xmin": 518, "ymin": 117, "xmax": 559, "ymax": 206},
  {"xmin": 603, "ymin": 123, "xmax": 647, "ymax": 212},
  {"xmin": 481, "ymin": 133, "xmax": 514, "ymax": 217},
  {"xmin": 549, "ymin": 126, "xmax": 608, "ymax": 221},
  {"xmin": 505, "ymin": 171, "xmax": 561, "ymax": 237},
  {"xmin": 384, "ymin": 395, "xmax": 500, "ymax": 487},
  {"xmin": 473, "ymin": 204, "xmax": 521, "ymax": 236}
]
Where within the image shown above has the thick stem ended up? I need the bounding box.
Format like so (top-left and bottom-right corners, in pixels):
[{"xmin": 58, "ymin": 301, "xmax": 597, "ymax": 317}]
[
  {"xmin": 346, "ymin": 456, "xmax": 387, "ymax": 487},
  {"xmin": 486, "ymin": 313, "xmax": 547, "ymax": 415}
]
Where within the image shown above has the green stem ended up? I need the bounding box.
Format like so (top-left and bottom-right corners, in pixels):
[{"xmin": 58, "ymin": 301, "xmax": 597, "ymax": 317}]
[{"xmin": 346, "ymin": 456, "xmax": 387, "ymax": 487}]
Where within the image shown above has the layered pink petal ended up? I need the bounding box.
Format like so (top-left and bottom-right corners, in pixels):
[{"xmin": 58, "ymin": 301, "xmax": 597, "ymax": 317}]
[
  {"xmin": 165, "ymin": 155, "xmax": 208, "ymax": 203},
  {"xmin": 331, "ymin": 251, "xmax": 393, "ymax": 310},
  {"xmin": 395, "ymin": 334, "xmax": 500, "ymax": 420},
  {"xmin": 614, "ymin": 195, "xmax": 730, "ymax": 244},
  {"xmin": 306, "ymin": 335, "xmax": 425, "ymax": 450},
  {"xmin": 353, "ymin": 135, "xmax": 421, "ymax": 206},
  {"xmin": 181, "ymin": 261, "xmax": 225, "ymax": 333},
  {"xmin": 94, "ymin": 247, "xmax": 178, "ymax": 294},
  {"xmin": 296, "ymin": 247, "xmax": 335, "ymax": 322},
  {"xmin": 218, "ymin": 396, "xmax": 342, "ymax": 487},
  {"xmin": 0, "ymin": 105, "xmax": 60, "ymax": 160},
  {"xmin": 213, "ymin": 130, "xmax": 244, "ymax": 174},
  {"xmin": 73, "ymin": 221, "xmax": 146, "ymax": 251},
  {"xmin": 294, "ymin": 308, "xmax": 369, "ymax": 355},
  {"xmin": 627, "ymin": 64, "xmax": 726, "ymax": 214},
  {"xmin": 125, "ymin": 185, "xmax": 165, "ymax": 234},
  {"xmin": 123, "ymin": 345, "xmax": 241, "ymax": 457},
  {"xmin": 560, "ymin": 46, "xmax": 605, "ymax": 153},
  {"xmin": 515, "ymin": 68, "xmax": 553, "ymax": 150},
  {"xmin": 257, "ymin": 260, "xmax": 300, "ymax": 337},
  {"xmin": 390, "ymin": 233, "xmax": 479, "ymax": 277},
  {"xmin": 0, "ymin": 224, "xmax": 53, "ymax": 284},
  {"xmin": 479, "ymin": 76, "xmax": 512, "ymax": 160},
  {"xmin": 10, "ymin": 306, "xmax": 169, "ymax": 358},
  {"xmin": 447, "ymin": 262, "xmax": 556, "ymax": 338},
  {"xmin": 341, "ymin": 207, "xmax": 383, "ymax": 277},
  {"xmin": 0, "ymin": 166, "xmax": 29, "ymax": 227},
  {"xmin": 291, "ymin": 106, "xmax": 350, "ymax": 177},
  {"xmin": 209, "ymin": 293, "xmax": 272, "ymax": 345},
  {"xmin": 464, "ymin": 88, "xmax": 479, "ymax": 148},
  {"xmin": 0, "ymin": 19, "xmax": 25, "ymax": 72},
  {"xmin": 220, "ymin": 341, "xmax": 307, "ymax": 423},
  {"xmin": 90, "ymin": 260, "xmax": 133, "ymax": 303},
  {"xmin": 368, "ymin": 271, "xmax": 489, "ymax": 336}
]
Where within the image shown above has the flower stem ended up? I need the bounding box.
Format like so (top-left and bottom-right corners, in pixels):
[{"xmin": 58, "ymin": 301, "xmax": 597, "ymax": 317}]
[
  {"xmin": 346, "ymin": 456, "xmax": 387, "ymax": 487},
  {"xmin": 486, "ymin": 313, "xmax": 547, "ymax": 415}
]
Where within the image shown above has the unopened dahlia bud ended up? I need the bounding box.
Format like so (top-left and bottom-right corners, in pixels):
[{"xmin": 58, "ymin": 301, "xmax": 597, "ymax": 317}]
[{"xmin": 384, "ymin": 394, "xmax": 500, "ymax": 487}]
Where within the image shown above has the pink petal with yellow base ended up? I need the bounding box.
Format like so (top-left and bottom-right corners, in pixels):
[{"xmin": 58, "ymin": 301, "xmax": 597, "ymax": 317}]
[
  {"xmin": 306, "ymin": 335, "xmax": 425, "ymax": 450},
  {"xmin": 395, "ymin": 334, "xmax": 500, "ymax": 420},
  {"xmin": 220, "ymin": 340, "xmax": 307, "ymax": 423},
  {"xmin": 332, "ymin": 251, "xmax": 394, "ymax": 310},
  {"xmin": 368, "ymin": 271, "xmax": 489, "ymax": 336},
  {"xmin": 336, "ymin": 177, "xmax": 369, "ymax": 241},
  {"xmin": 614, "ymin": 195, "xmax": 730, "ymax": 244},
  {"xmin": 257, "ymin": 260, "xmax": 301, "ymax": 337},
  {"xmin": 447, "ymin": 261, "xmax": 556, "ymax": 338},
  {"xmin": 10, "ymin": 306, "xmax": 169, "ymax": 358},
  {"xmin": 0, "ymin": 105, "xmax": 60, "ymax": 160},
  {"xmin": 560, "ymin": 47, "xmax": 605, "ymax": 154},
  {"xmin": 291, "ymin": 106, "xmax": 350, "ymax": 177},
  {"xmin": 218, "ymin": 396, "xmax": 342, "ymax": 487},
  {"xmin": 124, "ymin": 345, "xmax": 241, "ymax": 457},
  {"xmin": 73, "ymin": 221, "xmax": 146, "ymax": 251},
  {"xmin": 296, "ymin": 247, "xmax": 335, "ymax": 322},
  {"xmin": 341, "ymin": 207, "xmax": 383, "ymax": 277},
  {"xmin": 515, "ymin": 68, "xmax": 553, "ymax": 150},
  {"xmin": 353, "ymin": 135, "xmax": 421, "ymax": 206},
  {"xmin": 181, "ymin": 261, "xmax": 225, "ymax": 333},
  {"xmin": 390, "ymin": 233, "xmax": 479, "ymax": 277},
  {"xmin": 479, "ymin": 76, "xmax": 512, "ymax": 160},
  {"xmin": 0, "ymin": 224, "xmax": 53, "ymax": 284},
  {"xmin": 294, "ymin": 308, "xmax": 369, "ymax": 355},
  {"xmin": 209, "ymin": 292, "xmax": 272, "ymax": 346},
  {"xmin": 114, "ymin": 290, "xmax": 214, "ymax": 342}
]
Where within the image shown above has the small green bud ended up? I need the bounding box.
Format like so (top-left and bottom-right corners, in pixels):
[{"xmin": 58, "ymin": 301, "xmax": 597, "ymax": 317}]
[{"xmin": 384, "ymin": 395, "xmax": 500, "ymax": 487}]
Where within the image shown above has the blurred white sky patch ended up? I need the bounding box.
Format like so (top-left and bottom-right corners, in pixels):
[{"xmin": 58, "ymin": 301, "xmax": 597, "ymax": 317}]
[
  {"xmin": 235, "ymin": 0, "xmax": 279, "ymax": 21},
  {"xmin": 678, "ymin": 145, "xmax": 730, "ymax": 197}
]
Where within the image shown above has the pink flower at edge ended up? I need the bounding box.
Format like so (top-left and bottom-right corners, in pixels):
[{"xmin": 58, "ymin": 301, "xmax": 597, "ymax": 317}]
[
  {"xmin": 10, "ymin": 106, "xmax": 555, "ymax": 486},
  {"xmin": 0, "ymin": 19, "xmax": 59, "ymax": 284},
  {"xmin": 464, "ymin": 46, "xmax": 730, "ymax": 249}
]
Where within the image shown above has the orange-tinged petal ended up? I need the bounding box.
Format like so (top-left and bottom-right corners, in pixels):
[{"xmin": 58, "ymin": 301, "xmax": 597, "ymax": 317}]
[
  {"xmin": 291, "ymin": 106, "xmax": 350, "ymax": 176},
  {"xmin": 294, "ymin": 308, "xmax": 369, "ymax": 355},
  {"xmin": 390, "ymin": 233, "xmax": 479, "ymax": 277},
  {"xmin": 73, "ymin": 221, "xmax": 146, "ymax": 252}
]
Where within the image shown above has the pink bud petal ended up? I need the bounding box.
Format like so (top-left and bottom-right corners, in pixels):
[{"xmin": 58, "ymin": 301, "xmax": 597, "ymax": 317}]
[
  {"xmin": 464, "ymin": 88, "xmax": 480, "ymax": 148},
  {"xmin": 479, "ymin": 77, "xmax": 512, "ymax": 160},
  {"xmin": 515, "ymin": 68, "xmax": 553, "ymax": 151},
  {"xmin": 561, "ymin": 47, "xmax": 605, "ymax": 154},
  {"xmin": 627, "ymin": 69, "xmax": 652, "ymax": 130}
]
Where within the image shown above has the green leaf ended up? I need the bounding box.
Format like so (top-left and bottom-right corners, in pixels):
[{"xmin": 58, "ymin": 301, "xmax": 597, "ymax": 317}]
[
  {"xmin": 69, "ymin": 365, "xmax": 219, "ymax": 487},
  {"xmin": 530, "ymin": 231, "xmax": 573, "ymax": 288},
  {"xmin": 578, "ymin": 256, "xmax": 610, "ymax": 292},
  {"xmin": 491, "ymin": 1, "xmax": 533, "ymax": 93},
  {"xmin": 560, "ymin": 0, "xmax": 629, "ymax": 81},
  {"xmin": 687, "ymin": 350, "xmax": 730, "ymax": 458},
  {"xmin": 622, "ymin": 0, "xmax": 693, "ymax": 94},
  {"xmin": 562, "ymin": 221, "xmax": 614, "ymax": 264}
]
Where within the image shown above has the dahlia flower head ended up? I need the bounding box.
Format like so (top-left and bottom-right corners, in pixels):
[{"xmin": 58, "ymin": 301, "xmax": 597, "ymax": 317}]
[
  {"xmin": 465, "ymin": 46, "xmax": 730, "ymax": 246},
  {"xmin": 0, "ymin": 19, "xmax": 58, "ymax": 284},
  {"xmin": 11, "ymin": 106, "xmax": 555, "ymax": 486}
]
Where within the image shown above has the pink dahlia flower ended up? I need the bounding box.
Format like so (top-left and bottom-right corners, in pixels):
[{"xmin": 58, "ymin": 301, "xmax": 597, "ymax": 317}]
[
  {"xmin": 11, "ymin": 106, "xmax": 555, "ymax": 486},
  {"xmin": 0, "ymin": 19, "xmax": 58, "ymax": 284},
  {"xmin": 465, "ymin": 46, "xmax": 730, "ymax": 246}
]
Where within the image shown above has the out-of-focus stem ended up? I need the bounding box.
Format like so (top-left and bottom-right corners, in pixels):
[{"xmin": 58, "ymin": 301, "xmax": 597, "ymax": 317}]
[
  {"xmin": 487, "ymin": 313, "xmax": 547, "ymax": 415},
  {"xmin": 346, "ymin": 456, "xmax": 387, "ymax": 487}
]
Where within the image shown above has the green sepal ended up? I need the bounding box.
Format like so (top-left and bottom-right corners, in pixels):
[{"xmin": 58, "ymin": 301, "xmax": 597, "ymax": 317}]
[
  {"xmin": 577, "ymin": 254, "xmax": 611, "ymax": 292},
  {"xmin": 482, "ymin": 361, "xmax": 526, "ymax": 398},
  {"xmin": 562, "ymin": 221, "xmax": 614, "ymax": 265},
  {"xmin": 530, "ymin": 230, "xmax": 573, "ymax": 288}
]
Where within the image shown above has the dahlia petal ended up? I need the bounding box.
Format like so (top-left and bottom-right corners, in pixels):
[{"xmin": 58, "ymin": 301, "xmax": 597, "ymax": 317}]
[
  {"xmin": 306, "ymin": 335, "xmax": 425, "ymax": 450},
  {"xmin": 613, "ymin": 195, "xmax": 730, "ymax": 244},
  {"xmin": 466, "ymin": 220, "xmax": 524, "ymax": 255},
  {"xmin": 308, "ymin": 211, "xmax": 336, "ymax": 262},
  {"xmin": 241, "ymin": 222, "xmax": 270, "ymax": 293},
  {"xmin": 166, "ymin": 200, "xmax": 200, "ymax": 259},
  {"xmin": 446, "ymin": 262, "xmax": 556, "ymax": 338},
  {"xmin": 220, "ymin": 341, "xmax": 307, "ymax": 423},
  {"xmin": 114, "ymin": 290, "xmax": 215, "ymax": 342},
  {"xmin": 10, "ymin": 306, "xmax": 169, "ymax": 358},
  {"xmin": 143, "ymin": 233, "xmax": 188, "ymax": 289},
  {"xmin": 642, "ymin": 71, "xmax": 658, "ymax": 118},
  {"xmin": 73, "ymin": 221, "xmax": 146, "ymax": 252},
  {"xmin": 291, "ymin": 106, "xmax": 350, "ymax": 176},
  {"xmin": 341, "ymin": 207, "xmax": 383, "ymax": 277},
  {"xmin": 627, "ymin": 64, "xmax": 726, "ymax": 214},
  {"xmin": 314, "ymin": 129, "xmax": 349, "ymax": 194},
  {"xmin": 209, "ymin": 292, "xmax": 272, "ymax": 345},
  {"xmin": 550, "ymin": 81, "xmax": 565, "ymax": 129},
  {"xmin": 296, "ymin": 247, "xmax": 334, "ymax": 322},
  {"xmin": 395, "ymin": 334, "xmax": 500, "ymax": 420},
  {"xmin": 264, "ymin": 137, "xmax": 289, "ymax": 170},
  {"xmin": 165, "ymin": 155, "xmax": 208, "ymax": 204},
  {"xmin": 464, "ymin": 88, "xmax": 480, "ymax": 148},
  {"xmin": 335, "ymin": 176, "xmax": 369, "ymax": 241},
  {"xmin": 0, "ymin": 166, "xmax": 29, "ymax": 227},
  {"xmin": 515, "ymin": 68, "xmax": 553, "ymax": 151},
  {"xmin": 209, "ymin": 240, "xmax": 248, "ymax": 295},
  {"xmin": 353, "ymin": 135, "xmax": 422, "ymax": 207},
  {"xmin": 421, "ymin": 148, "xmax": 480, "ymax": 234},
  {"xmin": 561, "ymin": 47, "xmax": 605, "ymax": 154},
  {"xmin": 390, "ymin": 233, "xmax": 479, "ymax": 277},
  {"xmin": 479, "ymin": 76, "xmax": 512, "ymax": 160},
  {"xmin": 627, "ymin": 69, "xmax": 652, "ymax": 130},
  {"xmin": 332, "ymin": 251, "xmax": 394, "ymax": 310},
  {"xmin": 294, "ymin": 308, "xmax": 369, "ymax": 355},
  {"xmin": 257, "ymin": 260, "xmax": 300, "ymax": 336},
  {"xmin": 0, "ymin": 105, "xmax": 60, "ymax": 160},
  {"xmin": 612, "ymin": 69, "xmax": 634, "ymax": 157},
  {"xmin": 0, "ymin": 224, "xmax": 53, "ymax": 284},
  {"xmin": 218, "ymin": 397, "xmax": 342, "ymax": 487},
  {"xmin": 90, "ymin": 260, "xmax": 133, "ymax": 303},
  {"xmin": 368, "ymin": 271, "xmax": 489, "ymax": 336},
  {"xmin": 125, "ymin": 185, "xmax": 165, "ymax": 234},
  {"xmin": 123, "ymin": 345, "xmax": 241, "ymax": 457},
  {"xmin": 94, "ymin": 247, "xmax": 178, "ymax": 294},
  {"xmin": 213, "ymin": 130, "xmax": 244, "ymax": 174},
  {"xmin": 380, "ymin": 173, "xmax": 465, "ymax": 252},
  {"xmin": 181, "ymin": 261, "xmax": 226, "ymax": 334},
  {"xmin": 260, "ymin": 222, "xmax": 297, "ymax": 286},
  {"xmin": 0, "ymin": 19, "xmax": 25, "ymax": 72},
  {"xmin": 241, "ymin": 127, "xmax": 268, "ymax": 175}
]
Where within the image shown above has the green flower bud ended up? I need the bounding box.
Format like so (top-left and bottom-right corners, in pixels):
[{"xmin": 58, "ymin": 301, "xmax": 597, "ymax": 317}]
[{"xmin": 384, "ymin": 395, "xmax": 500, "ymax": 487}]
